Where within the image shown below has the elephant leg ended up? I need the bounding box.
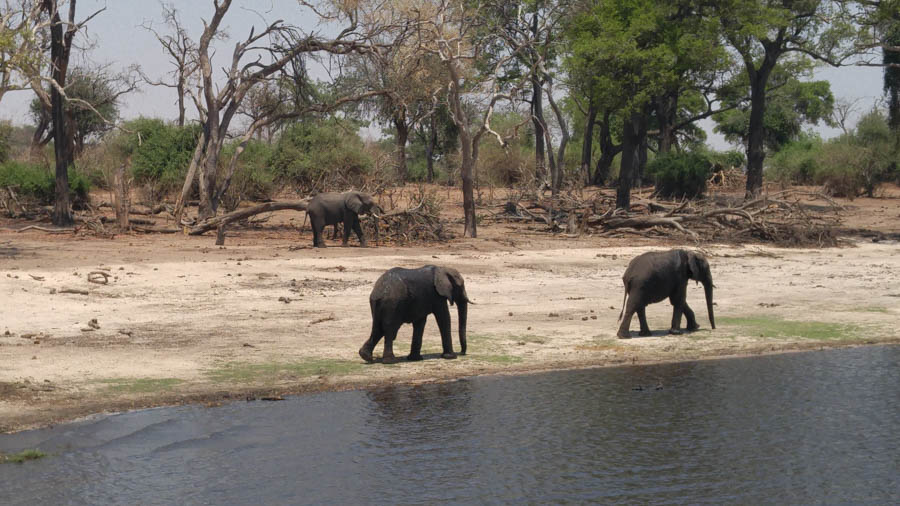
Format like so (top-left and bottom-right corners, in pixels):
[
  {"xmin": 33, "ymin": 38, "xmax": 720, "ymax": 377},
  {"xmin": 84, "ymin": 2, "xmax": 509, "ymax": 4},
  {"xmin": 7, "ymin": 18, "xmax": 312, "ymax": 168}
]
[
  {"xmin": 359, "ymin": 319, "xmax": 383, "ymax": 363},
  {"xmin": 683, "ymin": 303, "xmax": 699, "ymax": 331},
  {"xmin": 352, "ymin": 216, "xmax": 367, "ymax": 247},
  {"xmin": 433, "ymin": 304, "xmax": 456, "ymax": 359},
  {"xmin": 407, "ymin": 318, "xmax": 427, "ymax": 361},
  {"xmin": 637, "ymin": 307, "xmax": 652, "ymax": 337},
  {"xmin": 341, "ymin": 215, "xmax": 353, "ymax": 247},
  {"xmin": 312, "ymin": 218, "xmax": 326, "ymax": 248},
  {"xmin": 381, "ymin": 323, "xmax": 402, "ymax": 364},
  {"xmin": 617, "ymin": 295, "xmax": 636, "ymax": 339},
  {"xmin": 669, "ymin": 304, "xmax": 684, "ymax": 335}
]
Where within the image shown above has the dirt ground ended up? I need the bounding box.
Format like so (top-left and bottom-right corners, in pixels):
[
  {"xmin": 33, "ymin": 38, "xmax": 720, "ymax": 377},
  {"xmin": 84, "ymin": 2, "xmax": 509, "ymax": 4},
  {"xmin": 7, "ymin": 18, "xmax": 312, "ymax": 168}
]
[{"xmin": 2, "ymin": 184, "xmax": 900, "ymax": 433}]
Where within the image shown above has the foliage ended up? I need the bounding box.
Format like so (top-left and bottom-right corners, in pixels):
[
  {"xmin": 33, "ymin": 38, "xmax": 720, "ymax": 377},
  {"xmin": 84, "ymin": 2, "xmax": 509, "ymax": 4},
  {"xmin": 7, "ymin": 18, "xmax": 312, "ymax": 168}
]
[
  {"xmin": 0, "ymin": 120, "xmax": 10, "ymax": 162},
  {"xmin": 268, "ymin": 118, "xmax": 372, "ymax": 191},
  {"xmin": 767, "ymin": 135, "xmax": 822, "ymax": 184},
  {"xmin": 707, "ymin": 149, "xmax": 746, "ymax": 170},
  {"xmin": 29, "ymin": 66, "xmax": 125, "ymax": 151},
  {"xmin": 0, "ymin": 160, "xmax": 90, "ymax": 205},
  {"xmin": 714, "ymin": 67, "xmax": 835, "ymax": 152},
  {"xmin": 120, "ymin": 118, "xmax": 200, "ymax": 196},
  {"xmin": 219, "ymin": 139, "xmax": 276, "ymax": 210},
  {"xmin": 813, "ymin": 110, "xmax": 899, "ymax": 198},
  {"xmin": 647, "ymin": 151, "xmax": 712, "ymax": 199}
]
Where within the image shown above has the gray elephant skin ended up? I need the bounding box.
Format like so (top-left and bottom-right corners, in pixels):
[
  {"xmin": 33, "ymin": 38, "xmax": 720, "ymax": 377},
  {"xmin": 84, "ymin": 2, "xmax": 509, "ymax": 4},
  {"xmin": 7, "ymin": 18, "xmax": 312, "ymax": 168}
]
[
  {"xmin": 307, "ymin": 191, "xmax": 382, "ymax": 247},
  {"xmin": 359, "ymin": 265, "xmax": 469, "ymax": 364},
  {"xmin": 617, "ymin": 249, "xmax": 715, "ymax": 338}
]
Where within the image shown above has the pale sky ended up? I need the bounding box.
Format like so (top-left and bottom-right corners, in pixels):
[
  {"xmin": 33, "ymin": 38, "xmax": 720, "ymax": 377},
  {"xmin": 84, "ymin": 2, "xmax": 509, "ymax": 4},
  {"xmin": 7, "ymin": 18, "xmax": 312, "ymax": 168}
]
[{"xmin": 0, "ymin": 0, "xmax": 889, "ymax": 150}]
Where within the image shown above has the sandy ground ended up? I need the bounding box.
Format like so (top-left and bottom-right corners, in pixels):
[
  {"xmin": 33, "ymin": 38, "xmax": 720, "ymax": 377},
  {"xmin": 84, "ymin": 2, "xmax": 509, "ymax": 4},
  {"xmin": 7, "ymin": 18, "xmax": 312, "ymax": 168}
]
[{"xmin": 1, "ymin": 187, "xmax": 900, "ymax": 432}]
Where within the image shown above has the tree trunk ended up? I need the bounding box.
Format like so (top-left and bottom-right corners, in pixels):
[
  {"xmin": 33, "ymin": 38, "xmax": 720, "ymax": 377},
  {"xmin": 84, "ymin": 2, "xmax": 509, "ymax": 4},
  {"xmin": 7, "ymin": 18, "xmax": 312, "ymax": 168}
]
[
  {"xmin": 425, "ymin": 114, "xmax": 436, "ymax": 184},
  {"xmin": 745, "ymin": 73, "xmax": 769, "ymax": 198},
  {"xmin": 616, "ymin": 111, "xmax": 643, "ymax": 210},
  {"xmin": 45, "ymin": 0, "xmax": 73, "ymax": 226},
  {"xmin": 394, "ymin": 115, "xmax": 409, "ymax": 182},
  {"xmin": 532, "ymin": 75, "xmax": 546, "ymax": 180},
  {"xmin": 580, "ymin": 98, "xmax": 598, "ymax": 185},
  {"xmin": 174, "ymin": 129, "xmax": 207, "ymax": 225},
  {"xmin": 657, "ymin": 91, "xmax": 678, "ymax": 154},
  {"xmin": 635, "ymin": 128, "xmax": 648, "ymax": 187},
  {"xmin": 592, "ymin": 110, "xmax": 619, "ymax": 186},
  {"xmin": 176, "ymin": 81, "xmax": 186, "ymax": 127},
  {"xmin": 113, "ymin": 163, "xmax": 129, "ymax": 230}
]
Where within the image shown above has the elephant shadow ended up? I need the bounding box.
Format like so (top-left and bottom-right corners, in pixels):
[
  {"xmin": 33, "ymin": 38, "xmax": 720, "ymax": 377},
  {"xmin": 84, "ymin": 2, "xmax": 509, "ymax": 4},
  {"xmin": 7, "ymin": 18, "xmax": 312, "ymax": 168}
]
[
  {"xmin": 364, "ymin": 352, "xmax": 453, "ymax": 364},
  {"xmin": 624, "ymin": 328, "xmax": 706, "ymax": 339}
]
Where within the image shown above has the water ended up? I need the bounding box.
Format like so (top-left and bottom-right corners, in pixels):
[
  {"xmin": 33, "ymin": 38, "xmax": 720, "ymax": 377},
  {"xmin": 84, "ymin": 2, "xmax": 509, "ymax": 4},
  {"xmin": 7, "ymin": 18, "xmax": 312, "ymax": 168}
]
[{"xmin": 1, "ymin": 346, "xmax": 898, "ymax": 505}]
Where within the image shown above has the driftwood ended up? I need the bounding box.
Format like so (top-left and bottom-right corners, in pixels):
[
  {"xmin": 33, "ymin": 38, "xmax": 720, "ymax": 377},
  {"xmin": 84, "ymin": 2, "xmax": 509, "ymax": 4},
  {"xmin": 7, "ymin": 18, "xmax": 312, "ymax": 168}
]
[
  {"xmin": 87, "ymin": 271, "xmax": 110, "ymax": 284},
  {"xmin": 15, "ymin": 225, "xmax": 74, "ymax": 234},
  {"xmin": 187, "ymin": 200, "xmax": 310, "ymax": 235},
  {"xmin": 493, "ymin": 189, "xmax": 844, "ymax": 247}
]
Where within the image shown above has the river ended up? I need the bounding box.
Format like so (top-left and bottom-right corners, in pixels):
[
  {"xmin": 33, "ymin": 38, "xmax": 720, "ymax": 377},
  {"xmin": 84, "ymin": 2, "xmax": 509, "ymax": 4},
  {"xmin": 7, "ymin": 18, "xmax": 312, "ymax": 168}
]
[{"xmin": 1, "ymin": 345, "xmax": 898, "ymax": 504}]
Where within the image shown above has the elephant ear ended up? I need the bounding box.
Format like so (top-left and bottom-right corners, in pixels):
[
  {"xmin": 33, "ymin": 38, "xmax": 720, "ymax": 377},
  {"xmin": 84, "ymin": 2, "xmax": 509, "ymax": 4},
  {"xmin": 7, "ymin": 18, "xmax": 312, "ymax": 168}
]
[
  {"xmin": 346, "ymin": 193, "xmax": 364, "ymax": 214},
  {"xmin": 687, "ymin": 251, "xmax": 705, "ymax": 281},
  {"xmin": 434, "ymin": 267, "xmax": 457, "ymax": 305}
]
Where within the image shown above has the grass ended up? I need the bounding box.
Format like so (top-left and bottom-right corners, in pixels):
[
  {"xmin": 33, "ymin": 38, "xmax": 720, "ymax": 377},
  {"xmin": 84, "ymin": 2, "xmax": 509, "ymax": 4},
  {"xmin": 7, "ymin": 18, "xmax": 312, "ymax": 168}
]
[
  {"xmin": 1, "ymin": 449, "xmax": 47, "ymax": 464},
  {"xmin": 576, "ymin": 338, "xmax": 627, "ymax": 351},
  {"xmin": 853, "ymin": 306, "xmax": 889, "ymax": 314},
  {"xmin": 98, "ymin": 377, "xmax": 184, "ymax": 394},
  {"xmin": 205, "ymin": 358, "xmax": 366, "ymax": 384},
  {"xmin": 474, "ymin": 354, "xmax": 524, "ymax": 364},
  {"xmin": 718, "ymin": 316, "xmax": 863, "ymax": 340}
]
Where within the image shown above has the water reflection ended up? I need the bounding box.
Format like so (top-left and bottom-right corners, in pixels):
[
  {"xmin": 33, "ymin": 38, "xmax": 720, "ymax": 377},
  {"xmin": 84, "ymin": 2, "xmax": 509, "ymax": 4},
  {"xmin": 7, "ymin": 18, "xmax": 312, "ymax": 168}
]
[{"xmin": 1, "ymin": 346, "xmax": 898, "ymax": 505}]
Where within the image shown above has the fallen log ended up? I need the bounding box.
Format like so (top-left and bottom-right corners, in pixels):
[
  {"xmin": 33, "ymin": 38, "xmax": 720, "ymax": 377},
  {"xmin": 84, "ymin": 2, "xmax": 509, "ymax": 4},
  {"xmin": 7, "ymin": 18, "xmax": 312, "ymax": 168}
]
[{"xmin": 187, "ymin": 200, "xmax": 310, "ymax": 235}]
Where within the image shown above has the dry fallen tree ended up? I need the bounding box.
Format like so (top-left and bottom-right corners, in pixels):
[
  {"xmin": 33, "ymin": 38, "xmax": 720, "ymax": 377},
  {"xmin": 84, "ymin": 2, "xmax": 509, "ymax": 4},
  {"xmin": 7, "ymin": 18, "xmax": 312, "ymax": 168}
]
[{"xmin": 494, "ymin": 189, "xmax": 845, "ymax": 247}]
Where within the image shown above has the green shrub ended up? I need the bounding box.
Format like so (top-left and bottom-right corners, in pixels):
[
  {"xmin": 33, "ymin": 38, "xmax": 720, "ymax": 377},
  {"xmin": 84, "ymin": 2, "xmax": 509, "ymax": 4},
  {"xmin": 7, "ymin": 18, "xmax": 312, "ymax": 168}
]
[
  {"xmin": 811, "ymin": 111, "xmax": 899, "ymax": 198},
  {"xmin": 119, "ymin": 118, "xmax": 200, "ymax": 195},
  {"xmin": 269, "ymin": 119, "xmax": 372, "ymax": 190},
  {"xmin": 0, "ymin": 121, "xmax": 11, "ymax": 163},
  {"xmin": 0, "ymin": 161, "xmax": 90, "ymax": 205},
  {"xmin": 647, "ymin": 151, "xmax": 712, "ymax": 199},
  {"xmin": 220, "ymin": 139, "xmax": 276, "ymax": 210},
  {"xmin": 767, "ymin": 136, "xmax": 822, "ymax": 184}
]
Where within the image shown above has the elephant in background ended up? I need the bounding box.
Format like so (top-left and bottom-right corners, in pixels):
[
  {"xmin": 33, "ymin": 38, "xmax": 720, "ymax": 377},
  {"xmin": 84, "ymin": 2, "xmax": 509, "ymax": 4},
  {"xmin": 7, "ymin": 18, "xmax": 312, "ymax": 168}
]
[
  {"xmin": 307, "ymin": 191, "xmax": 383, "ymax": 248},
  {"xmin": 359, "ymin": 265, "xmax": 470, "ymax": 364},
  {"xmin": 617, "ymin": 249, "xmax": 715, "ymax": 339}
]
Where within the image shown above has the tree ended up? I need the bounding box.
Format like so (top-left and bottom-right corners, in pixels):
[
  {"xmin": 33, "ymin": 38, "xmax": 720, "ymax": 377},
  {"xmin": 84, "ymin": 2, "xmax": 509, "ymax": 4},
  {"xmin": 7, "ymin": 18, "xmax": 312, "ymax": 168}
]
[
  {"xmin": 0, "ymin": 0, "xmax": 44, "ymax": 107},
  {"xmin": 415, "ymin": 0, "xmax": 528, "ymax": 238},
  {"xmin": 29, "ymin": 65, "xmax": 135, "ymax": 154},
  {"xmin": 141, "ymin": 3, "xmax": 198, "ymax": 127},
  {"xmin": 713, "ymin": 66, "xmax": 836, "ymax": 152},
  {"xmin": 717, "ymin": 0, "xmax": 855, "ymax": 198},
  {"xmin": 173, "ymin": 0, "xmax": 399, "ymax": 223},
  {"xmin": 37, "ymin": 0, "xmax": 104, "ymax": 226}
]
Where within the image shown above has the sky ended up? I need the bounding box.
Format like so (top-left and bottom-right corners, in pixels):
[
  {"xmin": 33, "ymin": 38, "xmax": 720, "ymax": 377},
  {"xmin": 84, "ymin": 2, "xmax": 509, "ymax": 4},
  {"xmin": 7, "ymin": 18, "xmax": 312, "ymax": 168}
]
[{"xmin": 0, "ymin": 0, "xmax": 890, "ymax": 150}]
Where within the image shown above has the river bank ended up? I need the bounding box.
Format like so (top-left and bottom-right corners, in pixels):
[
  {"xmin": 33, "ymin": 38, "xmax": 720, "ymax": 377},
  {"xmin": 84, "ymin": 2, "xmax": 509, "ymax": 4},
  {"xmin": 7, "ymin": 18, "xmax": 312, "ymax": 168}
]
[{"xmin": 2, "ymin": 226, "xmax": 900, "ymax": 432}]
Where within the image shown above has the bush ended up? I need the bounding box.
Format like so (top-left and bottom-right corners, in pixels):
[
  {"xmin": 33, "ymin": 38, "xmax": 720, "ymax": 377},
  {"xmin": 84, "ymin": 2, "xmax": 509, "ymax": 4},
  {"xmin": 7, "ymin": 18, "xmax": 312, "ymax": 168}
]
[
  {"xmin": 119, "ymin": 118, "xmax": 200, "ymax": 197},
  {"xmin": 0, "ymin": 161, "xmax": 90, "ymax": 205},
  {"xmin": 0, "ymin": 121, "xmax": 11, "ymax": 163},
  {"xmin": 708, "ymin": 149, "xmax": 745, "ymax": 170},
  {"xmin": 647, "ymin": 151, "xmax": 712, "ymax": 199},
  {"xmin": 219, "ymin": 139, "xmax": 276, "ymax": 211},
  {"xmin": 269, "ymin": 119, "xmax": 372, "ymax": 191},
  {"xmin": 811, "ymin": 111, "xmax": 899, "ymax": 198},
  {"xmin": 767, "ymin": 136, "xmax": 822, "ymax": 184}
]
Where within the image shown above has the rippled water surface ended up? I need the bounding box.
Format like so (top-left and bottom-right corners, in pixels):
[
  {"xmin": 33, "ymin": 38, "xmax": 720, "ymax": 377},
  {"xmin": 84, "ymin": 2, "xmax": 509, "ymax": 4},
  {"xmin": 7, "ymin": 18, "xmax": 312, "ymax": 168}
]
[{"xmin": 2, "ymin": 346, "xmax": 899, "ymax": 505}]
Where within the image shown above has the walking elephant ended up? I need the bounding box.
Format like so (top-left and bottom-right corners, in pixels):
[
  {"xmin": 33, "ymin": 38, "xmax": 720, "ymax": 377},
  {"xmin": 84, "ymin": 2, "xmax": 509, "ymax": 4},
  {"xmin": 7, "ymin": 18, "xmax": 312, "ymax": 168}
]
[
  {"xmin": 617, "ymin": 249, "xmax": 715, "ymax": 338},
  {"xmin": 307, "ymin": 191, "xmax": 382, "ymax": 248},
  {"xmin": 359, "ymin": 265, "xmax": 470, "ymax": 364}
]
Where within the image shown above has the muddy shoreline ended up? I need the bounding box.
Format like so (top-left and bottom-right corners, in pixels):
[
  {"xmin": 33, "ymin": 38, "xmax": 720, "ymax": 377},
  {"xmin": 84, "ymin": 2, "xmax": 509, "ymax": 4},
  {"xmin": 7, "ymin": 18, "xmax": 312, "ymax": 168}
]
[{"xmin": 2, "ymin": 225, "xmax": 900, "ymax": 433}]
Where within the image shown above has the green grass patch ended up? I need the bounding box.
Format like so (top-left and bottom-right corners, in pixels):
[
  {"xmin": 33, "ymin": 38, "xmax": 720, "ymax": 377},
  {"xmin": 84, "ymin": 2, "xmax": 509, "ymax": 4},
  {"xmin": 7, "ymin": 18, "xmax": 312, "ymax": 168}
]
[
  {"xmin": 718, "ymin": 316, "xmax": 863, "ymax": 340},
  {"xmin": 1, "ymin": 449, "xmax": 47, "ymax": 464},
  {"xmin": 474, "ymin": 354, "xmax": 524, "ymax": 364},
  {"xmin": 853, "ymin": 306, "xmax": 889, "ymax": 314},
  {"xmin": 98, "ymin": 377, "xmax": 184, "ymax": 394},
  {"xmin": 206, "ymin": 359, "xmax": 365, "ymax": 384}
]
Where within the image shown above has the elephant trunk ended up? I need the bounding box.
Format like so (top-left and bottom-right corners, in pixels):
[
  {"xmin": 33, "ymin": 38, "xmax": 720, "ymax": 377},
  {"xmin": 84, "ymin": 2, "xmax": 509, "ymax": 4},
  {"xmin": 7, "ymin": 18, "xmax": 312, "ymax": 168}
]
[
  {"xmin": 703, "ymin": 280, "xmax": 715, "ymax": 329},
  {"xmin": 457, "ymin": 299, "xmax": 467, "ymax": 355}
]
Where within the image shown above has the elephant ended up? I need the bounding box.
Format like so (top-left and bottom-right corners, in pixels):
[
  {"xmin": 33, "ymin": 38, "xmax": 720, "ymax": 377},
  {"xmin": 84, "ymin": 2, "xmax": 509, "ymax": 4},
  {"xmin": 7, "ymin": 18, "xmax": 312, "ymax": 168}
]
[
  {"xmin": 307, "ymin": 191, "xmax": 383, "ymax": 248},
  {"xmin": 359, "ymin": 265, "xmax": 470, "ymax": 364},
  {"xmin": 616, "ymin": 249, "xmax": 715, "ymax": 339}
]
